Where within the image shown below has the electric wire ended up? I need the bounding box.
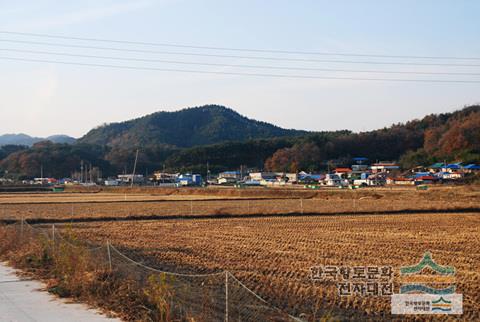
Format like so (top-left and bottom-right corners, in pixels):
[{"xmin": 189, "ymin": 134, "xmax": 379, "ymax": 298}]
[
  {"xmin": 2, "ymin": 47, "xmax": 479, "ymax": 76},
  {"xmin": 2, "ymin": 56, "xmax": 480, "ymax": 83},
  {"xmin": 2, "ymin": 39, "xmax": 480, "ymax": 67},
  {"xmin": 1, "ymin": 30, "xmax": 479, "ymax": 61}
]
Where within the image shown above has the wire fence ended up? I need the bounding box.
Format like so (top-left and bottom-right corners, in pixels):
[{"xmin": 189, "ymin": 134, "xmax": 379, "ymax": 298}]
[{"xmin": 3, "ymin": 219, "xmax": 302, "ymax": 322}]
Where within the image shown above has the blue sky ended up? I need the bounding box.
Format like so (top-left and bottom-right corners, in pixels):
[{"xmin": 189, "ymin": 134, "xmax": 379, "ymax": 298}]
[{"xmin": 1, "ymin": 0, "xmax": 479, "ymax": 137}]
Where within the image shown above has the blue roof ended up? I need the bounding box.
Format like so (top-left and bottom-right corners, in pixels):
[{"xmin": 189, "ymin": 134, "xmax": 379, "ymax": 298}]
[
  {"xmin": 414, "ymin": 172, "xmax": 431, "ymax": 178},
  {"xmin": 299, "ymin": 173, "xmax": 323, "ymax": 180},
  {"xmin": 429, "ymin": 162, "xmax": 445, "ymax": 168},
  {"xmin": 464, "ymin": 164, "xmax": 480, "ymax": 169},
  {"xmin": 446, "ymin": 164, "xmax": 461, "ymax": 169},
  {"xmin": 353, "ymin": 157, "xmax": 368, "ymax": 161}
]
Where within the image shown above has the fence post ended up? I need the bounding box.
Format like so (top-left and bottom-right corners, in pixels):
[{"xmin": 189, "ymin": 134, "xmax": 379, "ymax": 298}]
[
  {"xmin": 225, "ymin": 271, "xmax": 229, "ymax": 322},
  {"xmin": 52, "ymin": 224, "xmax": 56, "ymax": 251},
  {"xmin": 300, "ymin": 199, "xmax": 304, "ymax": 214},
  {"xmin": 107, "ymin": 240, "xmax": 112, "ymax": 271},
  {"xmin": 20, "ymin": 217, "xmax": 24, "ymax": 241},
  {"xmin": 190, "ymin": 200, "xmax": 193, "ymax": 216},
  {"xmin": 247, "ymin": 200, "xmax": 250, "ymax": 213}
]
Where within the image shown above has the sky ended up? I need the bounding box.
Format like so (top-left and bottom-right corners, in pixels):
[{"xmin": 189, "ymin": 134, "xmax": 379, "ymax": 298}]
[{"xmin": 0, "ymin": 0, "xmax": 479, "ymax": 138}]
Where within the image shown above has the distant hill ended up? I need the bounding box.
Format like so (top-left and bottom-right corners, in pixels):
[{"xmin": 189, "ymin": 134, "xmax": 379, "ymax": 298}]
[
  {"xmin": 78, "ymin": 105, "xmax": 306, "ymax": 148},
  {"xmin": 0, "ymin": 133, "xmax": 76, "ymax": 146},
  {"xmin": 45, "ymin": 135, "xmax": 77, "ymax": 145},
  {"xmin": 0, "ymin": 134, "xmax": 41, "ymax": 146}
]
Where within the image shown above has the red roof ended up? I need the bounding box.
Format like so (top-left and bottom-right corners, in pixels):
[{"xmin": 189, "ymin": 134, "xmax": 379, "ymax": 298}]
[
  {"xmin": 335, "ymin": 168, "xmax": 352, "ymax": 173},
  {"xmin": 416, "ymin": 176, "xmax": 437, "ymax": 180}
]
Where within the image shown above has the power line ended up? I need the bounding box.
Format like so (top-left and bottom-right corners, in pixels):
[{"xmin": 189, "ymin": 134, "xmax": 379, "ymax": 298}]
[
  {"xmin": 1, "ymin": 30, "xmax": 479, "ymax": 61},
  {"xmin": 2, "ymin": 48, "xmax": 480, "ymax": 76},
  {"xmin": 2, "ymin": 39, "xmax": 480, "ymax": 67},
  {"xmin": 2, "ymin": 56, "xmax": 479, "ymax": 83}
]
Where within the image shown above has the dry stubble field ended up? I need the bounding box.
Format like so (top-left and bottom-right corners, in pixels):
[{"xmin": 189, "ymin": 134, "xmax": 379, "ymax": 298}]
[
  {"xmin": 59, "ymin": 213, "xmax": 480, "ymax": 321},
  {"xmin": 1, "ymin": 186, "xmax": 479, "ymax": 320},
  {"xmin": 0, "ymin": 186, "xmax": 478, "ymax": 222}
]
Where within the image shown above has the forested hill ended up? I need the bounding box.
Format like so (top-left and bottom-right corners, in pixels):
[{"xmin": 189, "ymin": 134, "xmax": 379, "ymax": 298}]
[
  {"xmin": 161, "ymin": 105, "xmax": 480, "ymax": 172},
  {"xmin": 78, "ymin": 105, "xmax": 306, "ymax": 148}
]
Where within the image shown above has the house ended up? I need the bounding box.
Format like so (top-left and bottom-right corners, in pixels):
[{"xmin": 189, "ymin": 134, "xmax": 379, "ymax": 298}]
[
  {"xmin": 437, "ymin": 171, "xmax": 463, "ymax": 180},
  {"xmin": 414, "ymin": 175, "xmax": 439, "ymax": 185},
  {"xmin": 249, "ymin": 172, "xmax": 297, "ymax": 184},
  {"xmin": 177, "ymin": 174, "xmax": 202, "ymax": 186},
  {"xmin": 218, "ymin": 177, "xmax": 238, "ymax": 185},
  {"xmin": 370, "ymin": 162, "xmax": 400, "ymax": 174},
  {"xmin": 218, "ymin": 171, "xmax": 241, "ymax": 180},
  {"xmin": 351, "ymin": 164, "xmax": 369, "ymax": 172},
  {"xmin": 217, "ymin": 171, "xmax": 241, "ymax": 185},
  {"xmin": 334, "ymin": 168, "xmax": 352, "ymax": 177},
  {"xmin": 153, "ymin": 172, "xmax": 178, "ymax": 183},
  {"xmin": 283, "ymin": 173, "xmax": 298, "ymax": 183},
  {"xmin": 249, "ymin": 172, "xmax": 277, "ymax": 181},
  {"xmin": 104, "ymin": 179, "xmax": 119, "ymax": 186},
  {"xmin": 243, "ymin": 180, "xmax": 261, "ymax": 186},
  {"xmin": 442, "ymin": 163, "xmax": 463, "ymax": 173},
  {"xmin": 117, "ymin": 174, "xmax": 145, "ymax": 184},
  {"xmin": 386, "ymin": 177, "xmax": 415, "ymax": 185},
  {"xmin": 298, "ymin": 172, "xmax": 325, "ymax": 183},
  {"xmin": 323, "ymin": 174, "xmax": 348, "ymax": 187},
  {"xmin": 464, "ymin": 164, "xmax": 480, "ymax": 173},
  {"xmin": 427, "ymin": 163, "xmax": 445, "ymax": 173},
  {"xmin": 34, "ymin": 178, "xmax": 57, "ymax": 185}
]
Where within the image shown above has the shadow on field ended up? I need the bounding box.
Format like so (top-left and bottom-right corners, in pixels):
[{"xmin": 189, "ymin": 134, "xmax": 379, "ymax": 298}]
[{"xmin": 2, "ymin": 207, "xmax": 479, "ymax": 225}]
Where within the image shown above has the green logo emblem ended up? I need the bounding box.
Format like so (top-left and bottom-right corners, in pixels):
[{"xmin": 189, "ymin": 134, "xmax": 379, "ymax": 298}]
[{"xmin": 400, "ymin": 252, "xmax": 455, "ymax": 275}]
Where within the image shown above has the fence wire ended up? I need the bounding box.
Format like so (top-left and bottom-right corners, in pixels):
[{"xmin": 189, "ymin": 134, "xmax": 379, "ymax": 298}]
[{"xmin": 2, "ymin": 220, "xmax": 302, "ymax": 322}]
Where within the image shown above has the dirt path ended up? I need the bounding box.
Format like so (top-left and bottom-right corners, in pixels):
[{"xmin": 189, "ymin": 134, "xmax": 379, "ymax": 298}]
[{"xmin": 0, "ymin": 263, "xmax": 121, "ymax": 322}]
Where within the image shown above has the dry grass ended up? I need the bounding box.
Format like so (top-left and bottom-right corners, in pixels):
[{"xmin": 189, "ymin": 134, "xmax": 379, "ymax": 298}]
[{"xmin": 0, "ymin": 224, "xmax": 197, "ymax": 321}]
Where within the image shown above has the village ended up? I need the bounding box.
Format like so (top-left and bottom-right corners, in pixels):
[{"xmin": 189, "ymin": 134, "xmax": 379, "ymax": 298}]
[{"xmin": 8, "ymin": 157, "xmax": 479, "ymax": 190}]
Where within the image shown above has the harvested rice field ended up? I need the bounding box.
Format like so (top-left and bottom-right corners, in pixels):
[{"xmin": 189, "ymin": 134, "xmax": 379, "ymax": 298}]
[
  {"xmin": 2, "ymin": 186, "xmax": 479, "ymax": 320},
  {"xmin": 57, "ymin": 212, "xmax": 480, "ymax": 321}
]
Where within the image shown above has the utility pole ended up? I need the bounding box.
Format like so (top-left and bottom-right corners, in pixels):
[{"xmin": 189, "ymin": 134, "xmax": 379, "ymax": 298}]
[
  {"xmin": 131, "ymin": 149, "xmax": 139, "ymax": 188},
  {"xmin": 225, "ymin": 271, "xmax": 229, "ymax": 322},
  {"xmin": 80, "ymin": 160, "xmax": 84, "ymax": 183},
  {"xmin": 207, "ymin": 161, "xmax": 210, "ymax": 182}
]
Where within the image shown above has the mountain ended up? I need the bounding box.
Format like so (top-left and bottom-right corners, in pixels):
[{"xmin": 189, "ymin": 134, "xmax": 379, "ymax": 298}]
[
  {"xmin": 0, "ymin": 133, "xmax": 76, "ymax": 146},
  {"xmin": 78, "ymin": 105, "xmax": 306, "ymax": 148},
  {"xmin": 0, "ymin": 134, "xmax": 42, "ymax": 146},
  {"xmin": 46, "ymin": 135, "xmax": 77, "ymax": 145}
]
